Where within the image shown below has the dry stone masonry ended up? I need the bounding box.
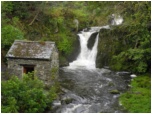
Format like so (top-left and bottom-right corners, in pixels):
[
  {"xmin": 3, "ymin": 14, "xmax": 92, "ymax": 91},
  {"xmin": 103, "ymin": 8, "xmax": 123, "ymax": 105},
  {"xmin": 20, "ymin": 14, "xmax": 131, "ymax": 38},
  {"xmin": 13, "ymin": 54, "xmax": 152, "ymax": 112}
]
[{"xmin": 6, "ymin": 40, "xmax": 59, "ymax": 86}]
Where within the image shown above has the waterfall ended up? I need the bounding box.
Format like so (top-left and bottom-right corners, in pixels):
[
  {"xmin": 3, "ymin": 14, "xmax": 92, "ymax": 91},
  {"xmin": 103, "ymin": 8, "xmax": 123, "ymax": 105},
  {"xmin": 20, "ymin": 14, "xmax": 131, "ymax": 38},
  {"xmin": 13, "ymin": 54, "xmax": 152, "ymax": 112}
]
[
  {"xmin": 68, "ymin": 14, "xmax": 123, "ymax": 69},
  {"xmin": 68, "ymin": 25, "xmax": 110, "ymax": 69},
  {"xmin": 53, "ymin": 15, "xmax": 126, "ymax": 113}
]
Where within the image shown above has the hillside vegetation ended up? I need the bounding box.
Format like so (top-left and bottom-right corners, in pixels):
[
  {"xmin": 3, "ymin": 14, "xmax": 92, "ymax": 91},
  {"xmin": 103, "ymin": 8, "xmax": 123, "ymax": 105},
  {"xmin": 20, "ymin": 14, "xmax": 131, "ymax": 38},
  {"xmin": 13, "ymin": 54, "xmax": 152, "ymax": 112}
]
[
  {"xmin": 1, "ymin": 1, "xmax": 151, "ymax": 113},
  {"xmin": 2, "ymin": 1, "xmax": 150, "ymax": 74}
]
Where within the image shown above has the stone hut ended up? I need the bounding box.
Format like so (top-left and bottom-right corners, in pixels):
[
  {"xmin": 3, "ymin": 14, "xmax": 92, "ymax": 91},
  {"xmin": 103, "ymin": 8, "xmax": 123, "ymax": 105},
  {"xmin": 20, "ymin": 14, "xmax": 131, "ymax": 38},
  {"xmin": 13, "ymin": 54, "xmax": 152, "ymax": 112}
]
[{"xmin": 6, "ymin": 40, "xmax": 59, "ymax": 86}]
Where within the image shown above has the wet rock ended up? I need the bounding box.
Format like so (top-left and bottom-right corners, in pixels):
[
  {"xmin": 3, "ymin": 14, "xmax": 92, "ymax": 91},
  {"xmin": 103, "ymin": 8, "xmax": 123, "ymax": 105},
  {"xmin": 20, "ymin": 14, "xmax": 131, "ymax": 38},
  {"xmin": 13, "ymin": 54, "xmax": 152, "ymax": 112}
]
[
  {"xmin": 130, "ymin": 74, "xmax": 137, "ymax": 78},
  {"xmin": 52, "ymin": 100, "xmax": 61, "ymax": 107},
  {"xmin": 104, "ymin": 66, "xmax": 110, "ymax": 69},
  {"xmin": 87, "ymin": 32, "xmax": 98, "ymax": 50},
  {"xmin": 61, "ymin": 98, "xmax": 73, "ymax": 104},
  {"xmin": 66, "ymin": 35, "xmax": 80, "ymax": 63},
  {"xmin": 83, "ymin": 27, "xmax": 91, "ymax": 32},
  {"xmin": 127, "ymin": 84, "xmax": 132, "ymax": 88},
  {"xmin": 74, "ymin": 105, "xmax": 86, "ymax": 113},
  {"xmin": 109, "ymin": 89, "xmax": 120, "ymax": 94},
  {"xmin": 47, "ymin": 100, "xmax": 61, "ymax": 113},
  {"xmin": 108, "ymin": 82, "xmax": 115, "ymax": 87},
  {"xmin": 60, "ymin": 62, "xmax": 69, "ymax": 67},
  {"xmin": 116, "ymin": 71, "xmax": 131, "ymax": 76},
  {"xmin": 61, "ymin": 93, "xmax": 79, "ymax": 105},
  {"xmin": 59, "ymin": 55, "xmax": 69, "ymax": 67},
  {"xmin": 96, "ymin": 29, "xmax": 111, "ymax": 68},
  {"xmin": 89, "ymin": 103, "xmax": 102, "ymax": 113},
  {"xmin": 101, "ymin": 68, "xmax": 111, "ymax": 73},
  {"xmin": 61, "ymin": 88, "xmax": 70, "ymax": 93}
]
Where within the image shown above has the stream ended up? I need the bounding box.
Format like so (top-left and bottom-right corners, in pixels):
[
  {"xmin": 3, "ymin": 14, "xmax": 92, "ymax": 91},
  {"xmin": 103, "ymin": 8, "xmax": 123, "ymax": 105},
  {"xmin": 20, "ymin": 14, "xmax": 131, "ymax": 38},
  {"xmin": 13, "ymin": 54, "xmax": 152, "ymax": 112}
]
[
  {"xmin": 51, "ymin": 68, "xmax": 130, "ymax": 113},
  {"xmin": 51, "ymin": 15, "xmax": 130, "ymax": 113}
]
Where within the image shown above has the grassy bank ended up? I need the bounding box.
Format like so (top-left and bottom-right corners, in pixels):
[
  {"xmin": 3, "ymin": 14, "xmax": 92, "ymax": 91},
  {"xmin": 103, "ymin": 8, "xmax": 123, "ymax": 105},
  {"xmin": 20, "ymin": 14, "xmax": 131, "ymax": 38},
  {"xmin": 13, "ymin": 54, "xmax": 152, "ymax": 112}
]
[{"xmin": 119, "ymin": 74, "xmax": 151, "ymax": 113}]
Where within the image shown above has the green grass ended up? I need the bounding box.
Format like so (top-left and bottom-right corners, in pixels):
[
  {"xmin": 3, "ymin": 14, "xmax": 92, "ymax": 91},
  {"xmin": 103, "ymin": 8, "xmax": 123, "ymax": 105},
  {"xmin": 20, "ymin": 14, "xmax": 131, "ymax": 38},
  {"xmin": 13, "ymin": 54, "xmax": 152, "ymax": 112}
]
[{"xmin": 119, "ymin": 75, "xmax": 151, "ymax": 113}]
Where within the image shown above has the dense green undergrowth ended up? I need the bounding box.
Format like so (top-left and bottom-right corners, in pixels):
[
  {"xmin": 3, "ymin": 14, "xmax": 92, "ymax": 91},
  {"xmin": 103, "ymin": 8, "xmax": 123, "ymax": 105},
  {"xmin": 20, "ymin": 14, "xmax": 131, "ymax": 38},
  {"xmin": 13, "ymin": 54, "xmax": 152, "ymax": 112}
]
[
  {"xmin": 1, "ymin": 73, "xmax": 59, "ymax": 113},
  {"xmin": 119, "ymin": 75, "xmax": 151, "ymax": 113},
  {"xmin": 1, "ymin": 1, "xmax": 151, "ymax": 72},
  {"xmin": 1, "ymin": 2, "xmax": 151, "ymax": 112}
]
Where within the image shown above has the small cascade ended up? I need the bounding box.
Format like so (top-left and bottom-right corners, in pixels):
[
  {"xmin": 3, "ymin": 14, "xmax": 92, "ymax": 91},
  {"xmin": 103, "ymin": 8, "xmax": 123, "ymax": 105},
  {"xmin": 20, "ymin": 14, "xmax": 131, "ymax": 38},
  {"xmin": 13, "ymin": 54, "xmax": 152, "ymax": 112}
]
[
  {"xmin": 69, "ymin": 25, "xmax": 110, "ymax": 69},
  {"xmin": 110, "ymin": 14, "xmax": 123, "ymax": 25},
  {"xmin": 68, "ymin": 14, "xmax": 123, "ymax": 69},
  {"xmin": 52, "ymin": 15, "xmax": 129, "ymax": 113}
]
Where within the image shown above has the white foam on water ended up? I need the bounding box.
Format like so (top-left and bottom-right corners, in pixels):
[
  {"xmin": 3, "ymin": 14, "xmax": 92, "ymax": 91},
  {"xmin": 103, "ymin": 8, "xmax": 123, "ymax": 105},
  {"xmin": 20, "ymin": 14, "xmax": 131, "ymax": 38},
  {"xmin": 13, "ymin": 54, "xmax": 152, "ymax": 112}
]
[
  {"xmin": 68, "ymin": 26, "xmax": 109, "ymax": 69},
  {"xmin": 68, "ymin": 16, "xmax": 123, "ymax": 70}
]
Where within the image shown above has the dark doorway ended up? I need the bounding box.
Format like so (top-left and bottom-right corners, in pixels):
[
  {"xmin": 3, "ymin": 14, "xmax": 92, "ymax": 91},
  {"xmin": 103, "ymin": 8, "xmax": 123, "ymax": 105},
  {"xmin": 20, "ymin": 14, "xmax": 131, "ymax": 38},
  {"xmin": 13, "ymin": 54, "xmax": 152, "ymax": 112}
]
[
  {"xmin": 23, "ymin": 65, "xmax": 35, "ymax": 79},
  {"xmin": 23, "ymin": 66, "xmax": 34, "ymax": 74}
]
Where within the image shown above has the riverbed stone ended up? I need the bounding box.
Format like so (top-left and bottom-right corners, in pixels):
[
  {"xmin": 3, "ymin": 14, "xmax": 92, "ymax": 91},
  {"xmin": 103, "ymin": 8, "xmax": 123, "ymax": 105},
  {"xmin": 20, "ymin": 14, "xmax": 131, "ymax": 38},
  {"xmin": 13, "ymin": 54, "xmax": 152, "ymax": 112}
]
[
  {"xmin": 61, "ymin": 98, "xmax": 73, "ymax": 104},
  {"xmin": 108, "ymin": 82, "xmax": 115, "ymax": 87},
  {"xmin": 109, "ymin": 89, "xmax": 120, "ymax": 94}
]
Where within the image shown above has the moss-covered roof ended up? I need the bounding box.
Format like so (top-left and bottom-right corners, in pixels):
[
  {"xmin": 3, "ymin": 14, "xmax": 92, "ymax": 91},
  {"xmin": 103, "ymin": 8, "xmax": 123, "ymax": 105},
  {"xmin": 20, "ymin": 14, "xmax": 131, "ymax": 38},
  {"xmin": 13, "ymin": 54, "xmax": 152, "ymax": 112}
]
[{"xmin": 6, "ymin": 40, "xmax": 56, "ymax": 60}]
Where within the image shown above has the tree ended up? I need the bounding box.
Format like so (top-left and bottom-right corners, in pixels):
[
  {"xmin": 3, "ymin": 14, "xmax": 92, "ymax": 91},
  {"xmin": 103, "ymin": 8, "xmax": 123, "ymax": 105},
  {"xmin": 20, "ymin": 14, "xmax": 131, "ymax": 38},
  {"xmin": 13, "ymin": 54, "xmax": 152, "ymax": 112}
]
[{"xmin": 1, "ymin": 25, "xmax": 24, "ymax": 49}]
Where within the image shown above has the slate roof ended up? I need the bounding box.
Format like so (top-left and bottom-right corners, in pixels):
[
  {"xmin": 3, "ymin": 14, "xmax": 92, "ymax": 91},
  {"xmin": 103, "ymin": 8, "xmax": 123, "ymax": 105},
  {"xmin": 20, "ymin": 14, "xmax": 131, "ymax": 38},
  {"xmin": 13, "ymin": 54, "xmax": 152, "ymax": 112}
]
[{"xmin": 6, "ymin": 40, "xmax": 56, "ymax": 60}]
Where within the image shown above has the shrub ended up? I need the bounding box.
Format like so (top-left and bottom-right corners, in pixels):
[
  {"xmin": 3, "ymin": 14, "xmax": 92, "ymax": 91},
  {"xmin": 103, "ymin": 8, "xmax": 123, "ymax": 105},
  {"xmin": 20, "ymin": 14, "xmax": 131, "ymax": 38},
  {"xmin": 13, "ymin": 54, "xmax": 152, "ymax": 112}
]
[
  {"xmin": 58, "ymin": 35, "xmax": 73, "ymax": 54},
  {"xmin": 1, "ymin": 73, "xmax": 58, "ymax": 113}
]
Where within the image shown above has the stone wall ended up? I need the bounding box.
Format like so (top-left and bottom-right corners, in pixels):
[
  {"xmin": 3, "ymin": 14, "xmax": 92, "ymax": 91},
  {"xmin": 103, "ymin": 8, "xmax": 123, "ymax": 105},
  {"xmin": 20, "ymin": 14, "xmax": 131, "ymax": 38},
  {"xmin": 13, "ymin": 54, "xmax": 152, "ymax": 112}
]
[{"xmin": 7, "ymin": 47, "xmax": 59, "ymax": 87}]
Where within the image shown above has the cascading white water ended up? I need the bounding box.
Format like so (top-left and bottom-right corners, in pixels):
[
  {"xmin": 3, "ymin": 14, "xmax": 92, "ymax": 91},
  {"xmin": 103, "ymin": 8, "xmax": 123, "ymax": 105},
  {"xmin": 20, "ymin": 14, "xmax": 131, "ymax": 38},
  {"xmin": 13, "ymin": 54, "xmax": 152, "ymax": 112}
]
[
  {"xmin": 68, "ymin": 25, "xmax": 110, "ymax": 69},
  {"xmin": 68, "ymin": 15, "xmax": 123, "ymax": 69},
  {"xmin": 54, "ymin": 15, "xmax": 125, "ymax": 113},
  {"xmin": 111, "ymin": 14, "xmax": 123, "ymax": 25},
  {"xmin": 69, "ymin": 32, "xmax": 98, "ymax": 69}
]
